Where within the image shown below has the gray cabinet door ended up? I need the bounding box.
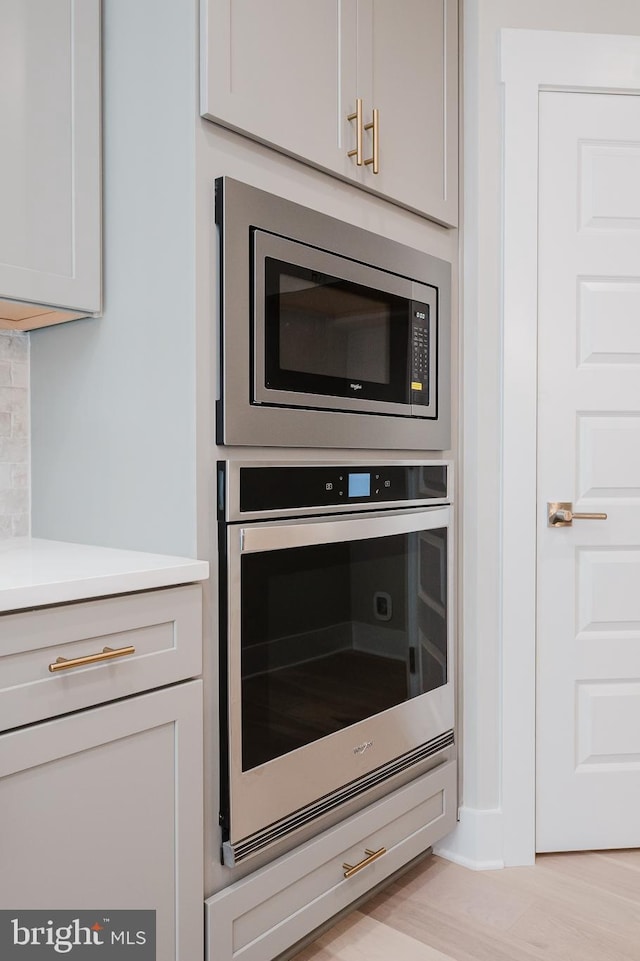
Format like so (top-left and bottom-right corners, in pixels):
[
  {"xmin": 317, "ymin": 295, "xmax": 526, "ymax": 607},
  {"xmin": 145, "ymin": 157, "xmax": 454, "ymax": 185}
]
[
  {"xmin": 0, "ymin": 681, "xmax": 203, "ymax": 961},
  {"xmin": 0, "ymin": 0, "xmax": 101, "ymax": 320},
  {"xmin": 201, "ymin": 0, "xmax": 355, "ymax": 175},
  {"xmin": 358, "ymin": 0, "xmax": 458, "ymax": 225},
  {"xmin": 200, "ymin": 0, "xmax": 458, "ymax": 224}
]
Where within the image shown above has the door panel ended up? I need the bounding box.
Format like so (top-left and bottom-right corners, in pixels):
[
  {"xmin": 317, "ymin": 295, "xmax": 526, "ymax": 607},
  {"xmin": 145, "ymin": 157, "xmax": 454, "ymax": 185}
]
[
  {"xmin": 537, "ymin": 91, "xmax": 640, "ymax": 851},
  {"xmin": 579, "ymin": 280, "xmax": 640, "ymax": 364},
  {"xmin": 576, "ymin": 681, "xmax": 640, "ymax": 765}
]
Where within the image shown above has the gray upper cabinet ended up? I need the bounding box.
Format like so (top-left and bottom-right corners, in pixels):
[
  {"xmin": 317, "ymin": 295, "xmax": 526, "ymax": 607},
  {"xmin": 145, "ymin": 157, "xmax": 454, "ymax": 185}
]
[
  {"xmin": 0, "ymin": 585, "xmax": 204, "ymax": 961},
  {"xmin": 359, "ymin": 0, "xmax": 458, "ymax": 225},
  {"xmin": 201, "ymin": 0, "xmax": 356, "ymax": 176},
  {"xmin": 0, "ymin": 0, "xmax": 101, "ymax": 331},
  {"xmin": 200, "ymin": 0, "xmax": 458, "ymax": 226}
]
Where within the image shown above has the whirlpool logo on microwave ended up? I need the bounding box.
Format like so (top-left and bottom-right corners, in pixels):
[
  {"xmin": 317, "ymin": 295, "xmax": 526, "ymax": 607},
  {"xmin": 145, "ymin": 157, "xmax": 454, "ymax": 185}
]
[{"xmin": 0, "ymin": 911, "xmax": 155, "ymax": 958}]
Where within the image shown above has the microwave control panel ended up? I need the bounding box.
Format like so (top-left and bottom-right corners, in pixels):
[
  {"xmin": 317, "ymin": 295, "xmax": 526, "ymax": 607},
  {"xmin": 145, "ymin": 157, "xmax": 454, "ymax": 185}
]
[
  {"xmin": 234, "ymin": 463, "xmax": 448, "ymax": 515},
  {"xmin": 410, "ymin": 301, "xmax": 431, "ymax": 406}
]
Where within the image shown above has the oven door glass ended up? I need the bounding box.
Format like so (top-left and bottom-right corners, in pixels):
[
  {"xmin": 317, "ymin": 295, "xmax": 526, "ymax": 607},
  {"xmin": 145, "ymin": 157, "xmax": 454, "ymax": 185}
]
[{"xmin": 240, "ymin": 526, "xmax": 447, "ymax": 772}]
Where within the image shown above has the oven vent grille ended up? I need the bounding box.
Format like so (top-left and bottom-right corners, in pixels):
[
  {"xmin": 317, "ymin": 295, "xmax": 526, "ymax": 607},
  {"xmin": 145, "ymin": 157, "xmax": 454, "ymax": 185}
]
[{"xmin": 223, "ymin": 729, "xmax": 455, "ymax": 866}]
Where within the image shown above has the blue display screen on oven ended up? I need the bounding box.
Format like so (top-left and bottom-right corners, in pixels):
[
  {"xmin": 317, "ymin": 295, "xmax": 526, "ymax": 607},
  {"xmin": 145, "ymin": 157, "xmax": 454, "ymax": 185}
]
[{"xmin": 348, "ymin": 473, "xmax": 371, "ymax": 497}]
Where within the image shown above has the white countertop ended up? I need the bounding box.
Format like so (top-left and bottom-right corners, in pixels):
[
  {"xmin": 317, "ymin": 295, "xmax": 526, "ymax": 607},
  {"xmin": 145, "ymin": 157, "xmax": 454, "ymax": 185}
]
[{"xmin": 0, "ymin": 538, "xmax": 209, "ymax": 613}]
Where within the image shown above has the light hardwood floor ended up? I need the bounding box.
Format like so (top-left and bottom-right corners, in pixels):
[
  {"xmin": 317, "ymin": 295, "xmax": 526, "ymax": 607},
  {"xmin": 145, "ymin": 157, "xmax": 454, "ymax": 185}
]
[{"xmin": 293, "ymin": 850, "xmax": 640, "ymax": 961}]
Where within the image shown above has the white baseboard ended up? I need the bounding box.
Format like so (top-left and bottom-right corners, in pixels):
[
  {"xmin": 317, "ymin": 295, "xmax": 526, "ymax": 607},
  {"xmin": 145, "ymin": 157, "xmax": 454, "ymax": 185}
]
[{"xmin": 433, "ymin": 805, "xmax": 504, "ymax": 871}]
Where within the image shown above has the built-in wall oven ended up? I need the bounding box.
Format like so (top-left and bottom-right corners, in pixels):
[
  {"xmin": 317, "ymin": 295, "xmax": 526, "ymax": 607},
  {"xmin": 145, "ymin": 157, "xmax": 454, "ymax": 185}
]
[
  {"xmin": 217, "ymin": 460, "xmax": 455, "ymax": 866},
  {"xmin": 216, "ymin": 177, "xmax": 451, "ymax": 451}
]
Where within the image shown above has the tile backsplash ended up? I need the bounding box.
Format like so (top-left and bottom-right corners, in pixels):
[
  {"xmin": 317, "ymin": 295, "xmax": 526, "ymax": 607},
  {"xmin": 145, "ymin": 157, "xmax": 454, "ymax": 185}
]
[{"xmin": 0, "ymin": 332, "xmax": 29, "ymax": 537}]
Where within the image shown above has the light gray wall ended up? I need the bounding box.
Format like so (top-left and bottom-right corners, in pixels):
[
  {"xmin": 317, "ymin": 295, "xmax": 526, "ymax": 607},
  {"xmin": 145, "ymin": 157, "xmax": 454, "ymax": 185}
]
[
  {"xmin": 30, "ymin": 0, "xmax": 198, "ymax": 556},
  {"xmin": 462, "ymin": 0, "xmax": 640, "ymax": 825},
  {"xmin": 0, "ymin": 331, "xmax": 29, "ymax": 536}
]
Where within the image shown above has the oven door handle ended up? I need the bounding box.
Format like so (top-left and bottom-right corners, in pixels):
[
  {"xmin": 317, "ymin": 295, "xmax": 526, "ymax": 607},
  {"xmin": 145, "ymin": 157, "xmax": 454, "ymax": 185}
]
[{"xmin": 238, "ymin": 506, "xmax": 450, "ymax": 554}]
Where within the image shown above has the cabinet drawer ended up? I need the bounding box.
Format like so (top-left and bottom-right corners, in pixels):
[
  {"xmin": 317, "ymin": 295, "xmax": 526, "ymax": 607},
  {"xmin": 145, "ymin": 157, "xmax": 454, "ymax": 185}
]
[
  {"xmin": 205, "ymin": 759, "xmax": 456, "ymax": 961},
  {"xmin": 0, "ymin": 585, "xmax": 202, "ymax": 731}
]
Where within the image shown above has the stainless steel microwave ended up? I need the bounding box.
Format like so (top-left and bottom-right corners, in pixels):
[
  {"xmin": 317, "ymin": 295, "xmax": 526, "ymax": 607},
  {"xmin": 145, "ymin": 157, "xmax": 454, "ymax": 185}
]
[{"xmin": 215, "ymin": 177, "xmax": 451, "ymax": 450}]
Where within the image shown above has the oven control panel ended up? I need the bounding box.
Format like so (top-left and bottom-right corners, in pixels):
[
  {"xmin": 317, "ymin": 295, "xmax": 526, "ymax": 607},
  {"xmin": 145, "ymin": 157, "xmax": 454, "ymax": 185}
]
[{"xmin": 235, "ymin": 464, "xmax": 448, "ymax": 515}]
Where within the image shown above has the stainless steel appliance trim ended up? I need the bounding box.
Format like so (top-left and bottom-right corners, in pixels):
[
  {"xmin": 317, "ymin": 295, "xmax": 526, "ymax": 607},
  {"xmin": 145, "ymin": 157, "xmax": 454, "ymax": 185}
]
[
  {"xmin": 222, "ymin": 731, "xmax": 454, "ymax": 866},
  {"xmin": 224, "ymin": 501, "xmax": 454, "ymax": 843},
  {"xmin": 254, "ymin": 229, "xmax": 435, "ymax": 311},
  {"xmin": 217, "ymin": 176, "xmax": 452, "ymax": 449},
  {"xmin": 253, "ymin": 230, "xmax": 437, "ymax": 419},
  {"xmin": 239, "ymin": 505, "xmax": 451, "ymax": 554},
  {"xmin": 222, "ymin": 458, "xmax": 453, "ymax": 522}
]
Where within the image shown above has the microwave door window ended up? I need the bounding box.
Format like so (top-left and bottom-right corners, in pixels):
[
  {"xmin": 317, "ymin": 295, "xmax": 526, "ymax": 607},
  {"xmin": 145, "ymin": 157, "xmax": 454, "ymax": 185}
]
[
  {"xmin": 278, "ymin": 275, "xmax": 390, "ymax": 383},
  {"xmin": 264, "ymin": 258, "xmax": 409, "ymax": 403}
]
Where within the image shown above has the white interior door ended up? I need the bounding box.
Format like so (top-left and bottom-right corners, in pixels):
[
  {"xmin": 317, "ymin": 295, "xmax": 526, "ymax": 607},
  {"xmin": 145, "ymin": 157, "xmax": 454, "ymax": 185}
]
[{"xmin": 537, "ymin": 90, "xmax": 640, "ymax": 851}]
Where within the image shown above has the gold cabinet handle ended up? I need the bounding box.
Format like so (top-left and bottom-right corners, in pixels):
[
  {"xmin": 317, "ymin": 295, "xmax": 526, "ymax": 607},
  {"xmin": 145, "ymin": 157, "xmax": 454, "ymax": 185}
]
[
  {"xmin": 342, "ymin": 846, "xmax": 386, "ymax": 879},
  {"xmin": 49, "ymin": 645, "xmax": 136, "ymax": 673},
  {"xmin": 347, "ymin": 98, "xmax": 364, "ymax": 166},
  {"xmin": 547, "ymin": 502, "xmax": 608, "ymax": 527},
  {"xmin": 364, "ymin": 108, "xmax": 379, "ymax": 174}
]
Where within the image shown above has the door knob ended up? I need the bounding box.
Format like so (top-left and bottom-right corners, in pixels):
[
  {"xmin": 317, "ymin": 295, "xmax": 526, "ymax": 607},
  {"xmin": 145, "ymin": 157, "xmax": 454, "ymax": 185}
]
[{"xmin": 547, "ymin": 502, "xmax": 608, "ymax": 527}]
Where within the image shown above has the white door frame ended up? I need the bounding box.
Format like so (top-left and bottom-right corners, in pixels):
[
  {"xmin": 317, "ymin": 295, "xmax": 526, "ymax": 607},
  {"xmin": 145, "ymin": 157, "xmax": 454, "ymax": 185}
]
[{"xmin": 500, "ymin": 29, "xmax": 640, "ymax": 865}]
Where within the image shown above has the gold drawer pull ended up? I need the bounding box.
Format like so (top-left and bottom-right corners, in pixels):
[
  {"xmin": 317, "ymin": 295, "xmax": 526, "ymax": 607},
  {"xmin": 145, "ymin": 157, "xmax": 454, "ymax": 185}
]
[
  {"xmin": 49, "ymin": 645, "xmax": 136, "ymax": 673},
  {"xmin": 343, "ymin": 846, "xmax": 386, "ymax": 879},
  {"xmin": 347, "ymin": 97, "xmax": 364, "ymax": 166},
  {"xmin": 364, "ymin": 108, "xmax": 379, "ymax": 174}
]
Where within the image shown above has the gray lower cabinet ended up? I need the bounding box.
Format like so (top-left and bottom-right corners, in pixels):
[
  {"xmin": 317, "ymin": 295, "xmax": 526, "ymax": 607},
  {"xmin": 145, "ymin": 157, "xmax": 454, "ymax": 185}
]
[
  {"xmin": 0, "ymin": 583, "xmax": 204, "ymax": 961},
  {"xmin": 206, "ymin": 759, "xmax": 456, "ymax": 961},
  {"xmin": 0, "ymin": 680, "xmax": 204, "ymax": 961},
  {"xmin": 1, "ymin": 584, "xmax": 203, "ymax": 730}
]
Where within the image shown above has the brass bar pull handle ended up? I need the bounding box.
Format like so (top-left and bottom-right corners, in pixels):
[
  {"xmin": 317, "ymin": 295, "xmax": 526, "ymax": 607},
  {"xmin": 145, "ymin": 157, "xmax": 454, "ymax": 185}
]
[
  {"xmin": 342, "ymin": 846, "xmax": 386, "ymax": 879},
  {"xmin": 49, "ymin": 645, "xmax": 136, "ymax": 673},
  {"xmin": 548, "ymin": 502, "xmax": 608, "ymax": 527},
  {"xmin": 347, "ymin": 98, "xmax": 363, "ymax": 166},
  {"xmin": 364, "ymin": 108, "xmax": 379, "ymax": 174}
]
